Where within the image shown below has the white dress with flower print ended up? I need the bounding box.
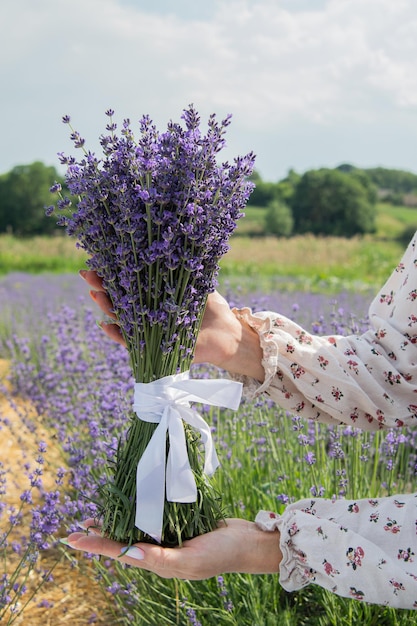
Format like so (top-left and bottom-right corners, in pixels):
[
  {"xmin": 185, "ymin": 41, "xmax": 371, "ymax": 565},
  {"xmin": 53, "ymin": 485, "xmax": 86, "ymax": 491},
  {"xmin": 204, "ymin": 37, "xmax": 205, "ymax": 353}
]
[{"xmin": 233, "ymin": 232, "xmax": 417, "ymax": 609}]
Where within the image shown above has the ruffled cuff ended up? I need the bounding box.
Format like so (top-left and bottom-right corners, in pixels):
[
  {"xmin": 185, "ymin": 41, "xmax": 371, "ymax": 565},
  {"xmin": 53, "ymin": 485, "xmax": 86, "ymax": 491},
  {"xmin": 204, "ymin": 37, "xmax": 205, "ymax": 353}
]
[
  {"xmin": 255, "ymin": 509, "xmax": 312, "ymax": 592},
  {"xmin": 256, "ymin": 497, "xmax": 417, "ymax": 609},
  {"xmin": 230, "ymin": 307, "xmax": 280, "ymax": 400}
]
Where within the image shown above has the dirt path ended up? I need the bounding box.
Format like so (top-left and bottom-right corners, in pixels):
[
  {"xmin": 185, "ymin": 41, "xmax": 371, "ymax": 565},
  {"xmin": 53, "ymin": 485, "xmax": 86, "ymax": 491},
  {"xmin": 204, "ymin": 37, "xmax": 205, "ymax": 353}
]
[{"xmin": 0, "ymin": 360, "xmax": 115, "ymax": 625}]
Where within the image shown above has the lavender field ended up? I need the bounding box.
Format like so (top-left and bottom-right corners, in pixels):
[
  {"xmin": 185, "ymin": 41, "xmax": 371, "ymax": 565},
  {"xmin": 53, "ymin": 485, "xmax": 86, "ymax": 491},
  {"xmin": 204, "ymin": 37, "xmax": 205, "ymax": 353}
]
[{"xmin": 1, "ymin": 272, "xmax": 417, "ymax": 625}]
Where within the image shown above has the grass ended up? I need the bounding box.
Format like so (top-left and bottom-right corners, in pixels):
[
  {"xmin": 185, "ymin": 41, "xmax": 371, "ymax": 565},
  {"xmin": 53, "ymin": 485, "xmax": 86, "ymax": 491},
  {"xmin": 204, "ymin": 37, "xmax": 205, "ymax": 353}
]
[
  {"xmin": 0, "ymin": 231, "xmax": 404, "ymax": 292},
  {"xmin": 375, "ymin": 202, "xmax": 417, "ymax": 238},
  {"xmin": 1, "ymin": 203, "xmax": 416, "ymax": 293},
  {"xmin": 221, "ymin": 234, "xmax": 404, "ymax": 292},
  {"xmin": 0, "ymin": 234, "xmax": 87, "ymax": 274},
  {"xmin": 226, "ymin": 202, "xmax": 417, "ymax": 291}
]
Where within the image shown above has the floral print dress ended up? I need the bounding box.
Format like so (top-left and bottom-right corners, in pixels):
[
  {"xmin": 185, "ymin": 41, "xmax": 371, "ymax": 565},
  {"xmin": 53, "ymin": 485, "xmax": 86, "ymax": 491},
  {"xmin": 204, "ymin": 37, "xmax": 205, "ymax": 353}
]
[{"xmin": 233, "ymin": 232, "xmax": 417, "ymax": 608}]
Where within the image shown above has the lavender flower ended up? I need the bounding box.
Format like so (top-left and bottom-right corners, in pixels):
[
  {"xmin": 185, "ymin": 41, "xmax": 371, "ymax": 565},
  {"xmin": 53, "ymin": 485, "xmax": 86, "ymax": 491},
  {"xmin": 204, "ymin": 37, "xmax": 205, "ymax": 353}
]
[
  {"xmin": 0, "ymin": 438, "xmax": 63, "ymax": 625},
  {"xmin": 53, "ymin": 107, "xmax": 254, "ymax": 382},
  {"xmin": 217, "ymin": 575, "xmax": 234, "ymax": 612},
  {"xmin": 50, "ymin": 105, "xmax": 255, "ymax": 546}
]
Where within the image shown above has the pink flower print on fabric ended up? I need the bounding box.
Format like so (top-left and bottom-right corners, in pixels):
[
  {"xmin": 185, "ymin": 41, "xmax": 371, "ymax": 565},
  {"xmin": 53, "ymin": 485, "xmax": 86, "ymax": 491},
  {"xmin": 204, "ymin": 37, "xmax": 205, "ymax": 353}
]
[
  {"xmin": 398, "ymin": 548, "xmax": 414, "ymax": 563},
  {"xmin": 380, "ymin": 291, "xmax": 395, "ymax": 305},
  {"xmin": 390, "ymin": 579, "xmax": 406, "ymax": 595},
  {"xmin": 331, "ymin": 386, "xmax": 344, "ymax": 401},
  {"xmin": 346, "ymin": 546, "xmax": 365, "ymax": 570},
  {"xmin": 290, "ymin": 363, "xmax": 305, "ymax": 379},
  {"xmin": 384, "ymin": 518, "xmax": 401, "ymax": 533},
  {"xmin": 323, "ymin": 559, "xmax": 340, "ymax": 577},
  {"xmin": 349, "ymin": 587, "xmax": 365, "ymax": 601}
]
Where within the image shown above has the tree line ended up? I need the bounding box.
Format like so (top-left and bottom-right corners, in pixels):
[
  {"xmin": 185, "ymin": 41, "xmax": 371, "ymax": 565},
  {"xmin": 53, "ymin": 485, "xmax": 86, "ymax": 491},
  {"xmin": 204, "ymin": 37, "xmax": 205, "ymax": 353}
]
[
  {"xmin": 0, "ymin": 161, "xmax": 416, "ymax": 237},
  {"xmin": 248, "ymin": 164, "xmax": 417, "ymax": 238},
  {"xmin": 0, "ymin": 162, "xmax": 65, "ymax": 236}
]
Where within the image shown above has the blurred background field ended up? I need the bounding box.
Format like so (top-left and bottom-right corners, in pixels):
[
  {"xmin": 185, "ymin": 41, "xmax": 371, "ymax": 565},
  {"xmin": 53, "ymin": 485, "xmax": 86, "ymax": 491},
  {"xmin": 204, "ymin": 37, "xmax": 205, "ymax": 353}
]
[{"xmin": 0, "ymin": 200, "xmax": 415, "ymax": 293}]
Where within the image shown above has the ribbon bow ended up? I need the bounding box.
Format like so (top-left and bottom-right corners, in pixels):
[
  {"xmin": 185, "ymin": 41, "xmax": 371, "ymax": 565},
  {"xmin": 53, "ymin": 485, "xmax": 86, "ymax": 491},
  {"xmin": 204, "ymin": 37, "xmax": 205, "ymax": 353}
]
[{"xmin": 132, "ymin": 371, "xmax": 243, "ymax": 543}]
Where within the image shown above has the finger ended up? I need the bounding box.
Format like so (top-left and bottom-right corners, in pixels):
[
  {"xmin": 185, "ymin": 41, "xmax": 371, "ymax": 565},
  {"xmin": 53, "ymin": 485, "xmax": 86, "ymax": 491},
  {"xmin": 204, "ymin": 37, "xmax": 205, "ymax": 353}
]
[
  {"xmin": 90, "ymin": 289, "xmax": 117, "ymax": 319},
  {"xmin": 100, "ymin": 322, "xmax": 126, "ymax": 347},
  {"xmin": 77, "ymin": 518, "xmax": 102, "ymax": 535},
  {"xmin": 65, "ymin": 532, "xmax": 143, "ymax": 561},
  {"xmin": 62, "ymin": 532, "xmax": 166, "ymax": 573},
  {"xmin": 79, "ymin": 270, "xmax": 105, "ymax": 291},
  {"xmin": 79, "ymin": 517, "xmax": 101, "ymax": 528},
  {"xmin": 72, "ymin": 521, "xmax": 193, "ymax": 577},
  {"xmin": 62, "ymin": 531, "xmax": 201, "ymax": 579}
]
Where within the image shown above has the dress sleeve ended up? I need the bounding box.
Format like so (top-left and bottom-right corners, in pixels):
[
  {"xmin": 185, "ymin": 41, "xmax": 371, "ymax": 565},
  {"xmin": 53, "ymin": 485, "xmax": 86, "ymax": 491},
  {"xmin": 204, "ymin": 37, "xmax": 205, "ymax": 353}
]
[
  {"xmin": 255, "ymin": 494, "xmax": 417, "ymax": 609},
  {"xmin": 232, "ymin": 232, "xmax": 417, "ymax": 431}
]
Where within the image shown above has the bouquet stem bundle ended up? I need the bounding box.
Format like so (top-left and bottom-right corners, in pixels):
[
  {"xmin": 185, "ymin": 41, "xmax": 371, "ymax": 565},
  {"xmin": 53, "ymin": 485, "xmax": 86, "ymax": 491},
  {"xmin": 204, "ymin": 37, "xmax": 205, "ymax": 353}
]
[{"xmin": 50, "ymin": 105, "xmax": 254, "ymax": 546}]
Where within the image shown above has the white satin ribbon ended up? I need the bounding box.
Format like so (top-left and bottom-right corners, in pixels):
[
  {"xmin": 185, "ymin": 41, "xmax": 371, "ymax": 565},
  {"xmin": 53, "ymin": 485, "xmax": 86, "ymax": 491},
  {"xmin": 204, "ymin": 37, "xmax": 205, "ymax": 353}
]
[{"xmin": 132, "ymin": 371, "xmax": 243, "ymax": 543}]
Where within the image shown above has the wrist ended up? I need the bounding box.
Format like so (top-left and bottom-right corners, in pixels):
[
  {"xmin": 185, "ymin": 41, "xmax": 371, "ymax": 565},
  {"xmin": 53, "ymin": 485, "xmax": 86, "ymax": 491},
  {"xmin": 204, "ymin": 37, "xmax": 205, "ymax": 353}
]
[
  {"xmin": 241, "ymin": 522, "xmax": 281, "ymax": 574},
  {"xmin": 222, "ymin": 311, "xmax": 265, "ymax": 382}
]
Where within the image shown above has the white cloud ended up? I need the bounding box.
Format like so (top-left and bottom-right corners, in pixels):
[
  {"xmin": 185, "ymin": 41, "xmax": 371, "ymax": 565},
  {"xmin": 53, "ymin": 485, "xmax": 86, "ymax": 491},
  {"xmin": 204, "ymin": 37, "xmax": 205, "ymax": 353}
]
[{"xmin": 1, "ymin": 0, "xmax": 417, "ymax": 178}]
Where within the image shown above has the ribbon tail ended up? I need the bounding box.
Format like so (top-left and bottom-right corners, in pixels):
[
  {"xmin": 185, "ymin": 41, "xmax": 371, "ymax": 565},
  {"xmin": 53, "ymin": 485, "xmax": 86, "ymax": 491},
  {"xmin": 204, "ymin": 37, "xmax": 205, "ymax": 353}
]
[
  {"xmin": 135, "ymin": 413, "xmax": 168, "ymax": 543},
  {"xmin": 166, "ymin": 407, "xmax": 197, "ymax": 503}
]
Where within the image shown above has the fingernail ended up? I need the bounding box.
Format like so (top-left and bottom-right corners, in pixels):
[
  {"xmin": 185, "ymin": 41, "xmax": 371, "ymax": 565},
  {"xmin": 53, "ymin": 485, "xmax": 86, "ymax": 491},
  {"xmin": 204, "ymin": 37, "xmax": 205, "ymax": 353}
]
[
  {"xmin": 60, "ymin": 537, "xmax": 74, "ymax": 547},
  {"xmin": 79, "ymin": 269, "xmax": 87, "ymax": 280},
  {"xmin": 119, "ymin": 546, "xmax": 145, "ymax": 560},
  {"xmin": 90, "ymin": 290, "xmax": 98, "ymax": 300},
  {"xmin": 77, "ymin": 521, "xmax": 101, "ymax": 535},
  {"xmin": 77, "ymin": 520, "xmax": 99, "ymax": 532}
]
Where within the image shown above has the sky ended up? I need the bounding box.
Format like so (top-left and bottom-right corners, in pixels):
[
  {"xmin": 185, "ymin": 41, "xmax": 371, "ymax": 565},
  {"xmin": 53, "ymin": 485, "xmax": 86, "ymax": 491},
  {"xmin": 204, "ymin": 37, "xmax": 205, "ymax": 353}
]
[{"xmin": 2, "ymin": 0, "xmax": 417, "ymax": 182}]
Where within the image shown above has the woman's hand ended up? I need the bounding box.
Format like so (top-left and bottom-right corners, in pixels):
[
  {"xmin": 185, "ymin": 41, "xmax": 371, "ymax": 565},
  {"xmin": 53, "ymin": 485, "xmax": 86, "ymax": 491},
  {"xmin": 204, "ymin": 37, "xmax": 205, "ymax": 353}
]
[
  {"xmin": 62, "ymin": 518, "xmax": 281, "ymax": 580},
  {"xmin": 80, "ymin": 270, "xmax": 265, "ymax": 381},
  {"xmin": 79, "ymin": 270, "xmax": 126, "ymax": 347}
]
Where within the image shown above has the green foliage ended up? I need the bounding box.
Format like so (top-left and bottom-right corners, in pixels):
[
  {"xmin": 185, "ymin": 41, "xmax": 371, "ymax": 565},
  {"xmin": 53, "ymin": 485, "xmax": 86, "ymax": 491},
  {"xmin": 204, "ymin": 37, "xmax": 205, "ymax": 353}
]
[
  {"xmin": 397, "ymin": 224, "xmax": 417, "ymax": 246},
  {"xmin": 364, "ymin": 166, "xmax": 417, "ymax": 194},
  {"xmin": 276, "ymin": 168, "xmax": 301, "ymax": 205},
  {"xmin": 349, "ymin": 169, "xmax": 377, "ymax": 205},
  {"xmin": 337, "ymin": 165, "xmax": 417, "ymax": 206},
  {"xmin": 264, "ymin": 200, "xmax": 293, "ymax": 237},
  {"xmin": 376, "ymin": 204, "xmax": 417, "ymax": 241},
  {"xmin": 235, "ymin": 206, "xmax": 268, "ymax": 236},
  {"xmin": 248, "ymin": 179, "xmax": 282, "ymax": 207},
  {"xmin": 290, "ymin": 168, "xmax": 377, "ymax": 237},
  {"xmin": 0, "ymin": 161, "xmax": 63, "ymax": 235},
  {"xmin": 248, "ymin": 169, "xmax": 300, "ymax": 209}
]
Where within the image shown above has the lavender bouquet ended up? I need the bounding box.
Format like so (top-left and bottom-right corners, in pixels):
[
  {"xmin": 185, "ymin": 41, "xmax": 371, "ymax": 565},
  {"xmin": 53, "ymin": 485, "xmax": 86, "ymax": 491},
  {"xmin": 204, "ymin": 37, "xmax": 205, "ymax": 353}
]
[{"xmin": 50, "ymin": 105, "xmax": 254, "ymax": 547}]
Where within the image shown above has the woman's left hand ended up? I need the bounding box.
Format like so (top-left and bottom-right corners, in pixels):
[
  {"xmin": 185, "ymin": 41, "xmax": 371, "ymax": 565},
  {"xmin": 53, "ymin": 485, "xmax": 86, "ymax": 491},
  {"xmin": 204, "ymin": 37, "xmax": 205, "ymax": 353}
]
[{"xmin": 62, "ymin": 517, "xmax": 281, "ymax": 580}]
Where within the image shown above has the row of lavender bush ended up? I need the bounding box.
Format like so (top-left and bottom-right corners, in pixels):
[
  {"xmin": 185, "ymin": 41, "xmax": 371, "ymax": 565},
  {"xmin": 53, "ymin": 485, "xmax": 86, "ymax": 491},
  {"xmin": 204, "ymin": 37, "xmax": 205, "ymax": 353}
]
[{"xmin": 1, "ymin": 273, "xmax": 417, "ymax": 624}]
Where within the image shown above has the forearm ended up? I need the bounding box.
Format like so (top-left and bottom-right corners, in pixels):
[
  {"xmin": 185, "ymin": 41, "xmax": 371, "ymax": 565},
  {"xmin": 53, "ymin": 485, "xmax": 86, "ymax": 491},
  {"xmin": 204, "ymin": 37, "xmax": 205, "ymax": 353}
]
[
  {"xmin": 221, "ymin": 312, "xmax": 265, "ymax": 382},
  {"xmin": 230, "ymin": 306, "xmax": 417, "ymax": 430},
  {"xmin": 225, "ymin": 233, "xmax": 417, "ymax": 430},
  {"xmin": 258, "ymin": 494, "xmax": 417, "ymax": 609}
]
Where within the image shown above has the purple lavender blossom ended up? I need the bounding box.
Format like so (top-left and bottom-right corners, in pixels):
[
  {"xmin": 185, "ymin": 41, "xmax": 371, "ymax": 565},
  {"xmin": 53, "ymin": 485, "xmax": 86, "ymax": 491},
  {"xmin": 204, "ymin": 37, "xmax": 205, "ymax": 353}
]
[
  {"xmin": 52, "ymin": 106, "xmax": 254, "ymax": 382},
  {"xmin": 0, "ymin": 436, "xmax": 65, "ymax": 623},
  {"xmin": 48, "ymin": 105, "xmax": 255, "ymax": 546}
]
